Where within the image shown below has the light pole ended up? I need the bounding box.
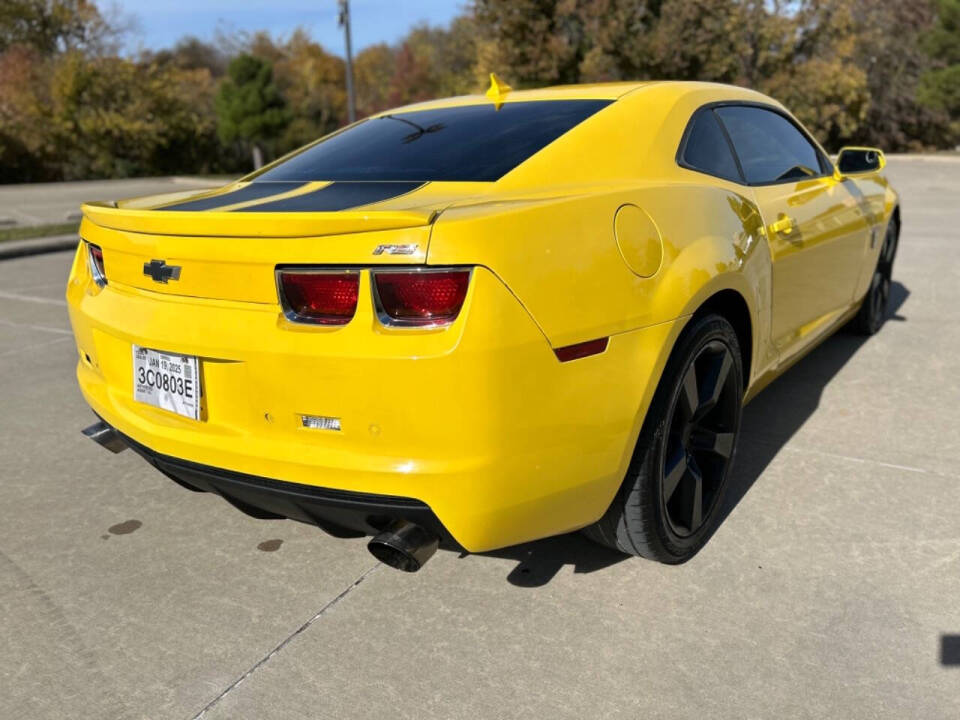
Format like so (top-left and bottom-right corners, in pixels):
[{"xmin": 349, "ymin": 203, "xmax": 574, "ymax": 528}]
[{"xmin": 338, "ymin": 0, "xmax": 357, "ymax": 124}]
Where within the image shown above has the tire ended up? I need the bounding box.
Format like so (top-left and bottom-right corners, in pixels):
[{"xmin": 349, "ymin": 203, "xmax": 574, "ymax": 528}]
[
  {"xmin": 849, "ymin": 218, "xmax": 898, "ymax": 336},
  {"xmin": 584, "ymin": 314, "xmax": 744, "ymax": 563}
]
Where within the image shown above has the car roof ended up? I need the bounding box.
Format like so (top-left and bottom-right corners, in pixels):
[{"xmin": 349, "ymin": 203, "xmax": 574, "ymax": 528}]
[{"xmin": 372, "ymin": 81, "xmax": 776, "ymax": 117}]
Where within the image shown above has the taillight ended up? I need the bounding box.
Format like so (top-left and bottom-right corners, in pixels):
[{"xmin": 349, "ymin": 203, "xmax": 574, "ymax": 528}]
[
  {"xmin": 373, "ymin": 269, "xmax": 470, "ymax": 327},
  {"xmin": 278, "ymin": 270, "xmax": 360, "ymax": 325},
  {"xmin": 86, "ymin": 242, "xmax": 106, "ymax": 287}
]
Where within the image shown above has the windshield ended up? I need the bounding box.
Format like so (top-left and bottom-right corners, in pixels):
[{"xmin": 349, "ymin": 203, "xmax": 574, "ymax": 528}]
[{"xmin": 254, "ymin": 100, "xmax": 611, "ymax": 183}]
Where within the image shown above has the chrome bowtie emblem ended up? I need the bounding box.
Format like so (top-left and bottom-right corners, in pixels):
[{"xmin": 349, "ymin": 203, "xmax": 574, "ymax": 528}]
[
  {"xmin": 372, "ymin": 243, "xmax": 418, "ymax": 256},
  {"xmin": 143, "ymin": 259, "xmax": 182, "ymax": 283}
]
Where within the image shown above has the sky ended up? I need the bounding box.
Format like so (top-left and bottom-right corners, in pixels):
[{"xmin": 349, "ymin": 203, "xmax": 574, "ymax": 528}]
[{"xmin": 111, "ymin": 0, "xmax": 467, "ymax": 56}]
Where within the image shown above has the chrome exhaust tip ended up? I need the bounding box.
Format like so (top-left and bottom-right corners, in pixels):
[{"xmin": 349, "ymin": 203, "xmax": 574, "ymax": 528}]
[
  {"xmin": 81, "ymin": 420, "xmax": 128, "ymax": 454},
  {"xmin": 368, "ymin": 520, "xmax": 439, "ymax": 572}
]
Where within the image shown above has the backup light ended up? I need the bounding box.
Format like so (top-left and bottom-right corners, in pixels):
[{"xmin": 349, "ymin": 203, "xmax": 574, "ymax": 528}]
[
  {"xmin": 300, "ymin": 415, "xmax": 342, "ymax": 431},
  {"xmin": 278, "ymin": 270, "xmax": 359, "ymax": 325},
  {"xmin": 86, "ymin": 242, "xmax": 106, "ymax": 287},
  {"xmin": 372, "ymin": 269, "xmax": 470, "ymax": 327}
]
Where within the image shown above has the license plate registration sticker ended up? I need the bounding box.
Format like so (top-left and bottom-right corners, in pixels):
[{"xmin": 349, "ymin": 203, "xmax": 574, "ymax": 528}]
[{"xmin": 132, "ymin": 345, "xmax": 200, "ymax": 420}]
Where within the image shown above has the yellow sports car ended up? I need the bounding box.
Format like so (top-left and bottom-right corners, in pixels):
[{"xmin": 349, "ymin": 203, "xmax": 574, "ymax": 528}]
[{"xmin": 69, "ymin": 79, "xmax": 899, "ymax": 571}]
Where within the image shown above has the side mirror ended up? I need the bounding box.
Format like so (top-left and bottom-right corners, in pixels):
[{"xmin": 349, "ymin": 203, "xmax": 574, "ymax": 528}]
[{"xmin": 835, "ymin": 146, "xmax": 885, "ymax": 177}]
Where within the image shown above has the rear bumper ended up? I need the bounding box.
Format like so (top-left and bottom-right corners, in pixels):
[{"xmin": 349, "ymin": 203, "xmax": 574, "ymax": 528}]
[
  {"xmin": 67, "ymin": 243, "xmax": 680, "ymax": 552},
  {"xmin": 112, "ymin": 420, "xmax": 459, "ymax": 547}
]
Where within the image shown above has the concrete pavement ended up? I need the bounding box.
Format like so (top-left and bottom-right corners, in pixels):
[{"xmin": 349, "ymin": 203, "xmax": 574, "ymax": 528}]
[
  {"xmin": 0, "ymin": 177, "xmax": 225, "ymax": 227},
  {"xmin": 0, "ymin": 157, "xmax": 958, "ymax": 719}
]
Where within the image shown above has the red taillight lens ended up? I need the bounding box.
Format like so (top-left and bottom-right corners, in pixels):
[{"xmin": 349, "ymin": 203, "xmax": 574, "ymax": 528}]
[
  {"xmin": 373, "ymin": 270, "xmax": 470, "ymax": 326},
  {"xmin": 278, "ymin": 271, "xmax": 359, "ymax": 325},
  {"xmin": 87, "ymin": 242, "xmax": 106, "ymax": 286}
]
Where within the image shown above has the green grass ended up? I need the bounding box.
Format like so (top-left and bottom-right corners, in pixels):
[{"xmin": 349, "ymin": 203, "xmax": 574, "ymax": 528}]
[{"xmin": 0, "ymin": 222, "xmax": 79, "ymax": 244}]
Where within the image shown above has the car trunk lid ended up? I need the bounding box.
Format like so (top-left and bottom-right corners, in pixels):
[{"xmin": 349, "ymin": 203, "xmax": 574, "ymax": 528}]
[{"xmin": 80, "ymin": 180, "xmax": 490, "ymax": 304}]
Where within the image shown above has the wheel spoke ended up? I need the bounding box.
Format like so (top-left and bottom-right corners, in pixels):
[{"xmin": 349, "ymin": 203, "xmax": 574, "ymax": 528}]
[
  {"xmin": 688, "ymin": 457, "xmax": 703, "ymax": 530},
  {"xmin": 697, "ymin": 349, "xmax": 732, "ymax": 416},
  {"xmin": 689, "ymin": 428, "xmax": 735, "ymax": 459},
  {"xmin": 663, "ymin": 449, "xmax": 687, "ymax": 501},
  {"xmin": 680, "ymin": 365, "xmax": 699, "ymax": 420}
]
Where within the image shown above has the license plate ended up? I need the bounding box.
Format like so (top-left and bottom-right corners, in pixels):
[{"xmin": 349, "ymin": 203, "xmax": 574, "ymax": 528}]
[{"xmin": 132, "ymin": 345, "xmax": 200, "ymax": 420}]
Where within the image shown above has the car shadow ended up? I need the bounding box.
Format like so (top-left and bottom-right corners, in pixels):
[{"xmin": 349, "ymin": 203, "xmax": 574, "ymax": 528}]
[{"xmin": 464, "ymin": 281, "xmax": 910, "ymax": 587}]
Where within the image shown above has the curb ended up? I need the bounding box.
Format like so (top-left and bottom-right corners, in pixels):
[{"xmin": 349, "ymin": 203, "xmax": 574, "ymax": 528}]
[
  {"xmin": 172, "ymin": 176, "xmax": 234, "ymax": 187},
  {"xmin": 0, "ymin": 234, "xmax": 78, "ymax": 261},
  {"xmin": 885, "ymin": 154, "xmax": 960, "ymax": 163}
]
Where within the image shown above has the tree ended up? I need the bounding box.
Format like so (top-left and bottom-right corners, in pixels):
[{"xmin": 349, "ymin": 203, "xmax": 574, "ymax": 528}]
[
  {"xmin": 3, "ymin": 0, "xmax": 958, "ymax": 185},
  {"xmin": 924, "ymin": 0, "xmax": 960, "ymax": 63},
  {"xmin": 214, "ymin": 54, "xmax": 290, "ymax": 169},
  {"xmin": 470, "ymin": 0, "xmax": 952, "ymax": 150},
  {"xmin": 0, "ymin": 0, "xmax": 119, "ymax": 55},
  {"xmin": 0, "ymin": 45, "xmax": 221, "ymax": 181},
  {"xmin": 918, "ymin": 0, "xmax": 960, "ymax": 143},
  {"xmin": 762, "ymin": 0, "xmax": 869, "ymax": 148},
  {"xmin": 845, "ymin": 0, "xmax": 948, "ymax": 150},
  {"xmin": 576, "ymin": 0, "xmax": 655, "ymax": 81},
  {"xmin": 472, "ymin": 0, "xmax": 586, "ymax": 86},
  {"xmin": 149, "ymin": 36, "xmax": 227, "ymax": 77},
  {"xmin": 354, "ymin": 43, "xmax": 396, "ymax": 116},
  {"xmin": 246, "ymin": 29, "xmax": 346, "ymax": 153}
]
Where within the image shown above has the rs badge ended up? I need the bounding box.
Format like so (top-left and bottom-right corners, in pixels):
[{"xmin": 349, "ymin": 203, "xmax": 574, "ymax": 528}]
[{"xmin": 372, "ymin": 244, "xmax": 418, "ymax": 256}]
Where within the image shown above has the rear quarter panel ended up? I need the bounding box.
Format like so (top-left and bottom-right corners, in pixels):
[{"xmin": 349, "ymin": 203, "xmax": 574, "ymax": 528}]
[{"xmin": 427, "ymin": 181, "xmax": 773, "ymax": 385}]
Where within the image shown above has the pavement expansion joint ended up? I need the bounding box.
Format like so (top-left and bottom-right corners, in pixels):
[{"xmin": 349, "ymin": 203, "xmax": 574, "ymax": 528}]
[{"xmin": 189, "ymin": 562, "xmax": 381, "ymax": 720}]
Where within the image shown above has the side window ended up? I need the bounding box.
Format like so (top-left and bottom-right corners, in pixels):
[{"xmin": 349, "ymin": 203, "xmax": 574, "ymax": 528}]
[
  {"xmin": 715, "ymin": 106, "xmax": 827, "ymax": 185},
  {"xmin": 681, "ymin": 109, "xmax": 743, "ymax": 183}
]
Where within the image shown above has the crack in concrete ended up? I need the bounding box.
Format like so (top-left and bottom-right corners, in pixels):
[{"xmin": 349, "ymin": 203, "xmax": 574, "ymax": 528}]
[{"xmin": 189, "ymin": 562, "xmax": 380, "ymax": 719}]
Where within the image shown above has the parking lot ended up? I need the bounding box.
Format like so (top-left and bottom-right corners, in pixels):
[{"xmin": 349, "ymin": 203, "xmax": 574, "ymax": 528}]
[
  {"xmin": 0, "ymin": 177, "xmax": 222, "ymax": 226},
  {"xmin": 1, "ymin": 157, "xmax": 958, "ymax": 719}
]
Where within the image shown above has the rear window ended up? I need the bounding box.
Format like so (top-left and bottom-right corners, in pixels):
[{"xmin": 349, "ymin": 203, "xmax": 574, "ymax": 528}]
[{"xmin": 255, "ymin": 100, "xmax": 611, "ymax": 183}]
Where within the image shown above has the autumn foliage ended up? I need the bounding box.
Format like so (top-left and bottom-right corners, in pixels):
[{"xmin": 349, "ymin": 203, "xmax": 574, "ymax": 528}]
[{"xmin": 0, "ymin": 0, "xmax": 956, "ymax": 184}]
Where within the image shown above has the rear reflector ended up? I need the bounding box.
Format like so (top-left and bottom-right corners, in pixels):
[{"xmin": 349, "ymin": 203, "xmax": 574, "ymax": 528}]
[
  {"xmin": 278, "ymin": 270, "xmax": 360, "ymax": 325},
  {"xmin": 86, "ymin": 242, "xmax": 106, "ymax": 287},
  {"xmin": 554, "ymin": 337, "xmax": 608, "ymax": 362},
  {"xmin": 373, "ymin": 269, "xmax": 470, "ymax": 327}
]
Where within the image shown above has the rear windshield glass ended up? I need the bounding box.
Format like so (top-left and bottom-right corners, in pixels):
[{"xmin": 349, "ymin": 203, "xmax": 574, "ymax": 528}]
[{"xmin": 255, "ymin": 100, "xmax": 611, "ymax": 183}]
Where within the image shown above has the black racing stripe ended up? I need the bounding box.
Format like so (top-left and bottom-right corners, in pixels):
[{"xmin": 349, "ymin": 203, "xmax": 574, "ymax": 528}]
[
  {"xmin": 158, "ymin": 182, "xmax": 308, "ymax": 211},
  {"xmin": 231, "ymin": 181, "xmax": 425, "ymax": 213}
]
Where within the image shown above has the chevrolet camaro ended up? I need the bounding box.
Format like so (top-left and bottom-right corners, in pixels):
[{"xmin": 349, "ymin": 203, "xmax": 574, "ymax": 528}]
[{"xmin": 69, "ymin": 78, "xmax": 900, "ymax": 571}]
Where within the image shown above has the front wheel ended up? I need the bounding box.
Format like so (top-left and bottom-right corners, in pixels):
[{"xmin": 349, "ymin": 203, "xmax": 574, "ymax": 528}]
[{"xmin": 584, "ymin": 314, "xmax": 744, "ymax": 564}]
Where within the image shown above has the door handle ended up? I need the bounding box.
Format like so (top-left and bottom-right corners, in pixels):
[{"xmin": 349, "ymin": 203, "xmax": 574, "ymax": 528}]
[{"xmin": 768, "ymin": 215, "xmax": 796, "ymax": 236}]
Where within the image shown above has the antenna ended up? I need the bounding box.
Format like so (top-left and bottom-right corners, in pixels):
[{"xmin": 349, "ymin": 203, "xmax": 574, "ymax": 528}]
[{"xmin": 485, "ymin": 73, "xmax": 512, "ymax": 109}]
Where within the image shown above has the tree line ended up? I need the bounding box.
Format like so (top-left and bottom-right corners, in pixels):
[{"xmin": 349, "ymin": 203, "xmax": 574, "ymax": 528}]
[{"xmin": 0, "ymin": 0, "xmax": 956, "ymax": 184}]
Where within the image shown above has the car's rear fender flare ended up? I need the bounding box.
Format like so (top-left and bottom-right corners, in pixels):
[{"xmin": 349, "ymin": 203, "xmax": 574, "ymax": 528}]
[{"xmin": 645, "ymin": 225, "xmax": 771, "ymax": 386}]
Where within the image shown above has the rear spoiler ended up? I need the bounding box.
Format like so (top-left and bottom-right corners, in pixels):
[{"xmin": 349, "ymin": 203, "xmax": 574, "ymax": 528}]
[{"xmin": 80, "ymin": 201, "xmax": 437, "ymax": 238}]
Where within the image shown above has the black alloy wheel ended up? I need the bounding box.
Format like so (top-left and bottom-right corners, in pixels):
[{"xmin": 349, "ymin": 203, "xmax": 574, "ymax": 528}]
[
  {"xmin": 583, "ymin": 314, "xmax": 744, "ymax": 563},
  {"xmin": 661, "ymin": 340, "xmax": 739, "ymax": 538}
]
